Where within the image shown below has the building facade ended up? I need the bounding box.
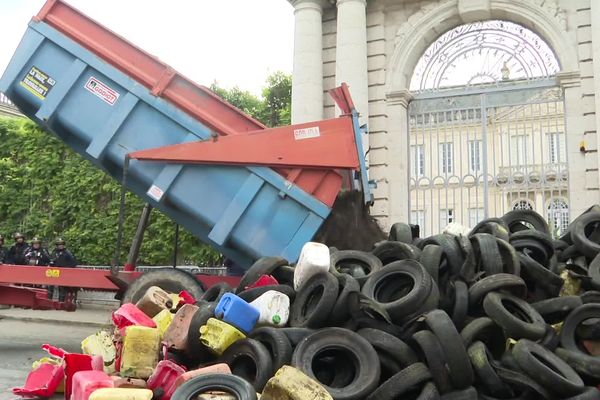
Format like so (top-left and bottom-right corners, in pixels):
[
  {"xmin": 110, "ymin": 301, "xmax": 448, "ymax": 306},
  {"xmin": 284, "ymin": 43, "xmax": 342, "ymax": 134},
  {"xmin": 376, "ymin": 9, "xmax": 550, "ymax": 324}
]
[
  {"xmin": 288, "ymin": 0, "xmax": 600, "ymax": 235},
  {"xmin": 0, "ymin": 92, "xmax": 22, "ymax": 117}
]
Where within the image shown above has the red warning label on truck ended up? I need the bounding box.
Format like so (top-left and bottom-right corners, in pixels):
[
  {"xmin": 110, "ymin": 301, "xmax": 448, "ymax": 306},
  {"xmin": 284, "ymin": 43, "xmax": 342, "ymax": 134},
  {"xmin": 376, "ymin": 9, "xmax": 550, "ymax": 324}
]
[{"xmin": 85, "ymin": 77, "xmax": 120, "ymax": 105}]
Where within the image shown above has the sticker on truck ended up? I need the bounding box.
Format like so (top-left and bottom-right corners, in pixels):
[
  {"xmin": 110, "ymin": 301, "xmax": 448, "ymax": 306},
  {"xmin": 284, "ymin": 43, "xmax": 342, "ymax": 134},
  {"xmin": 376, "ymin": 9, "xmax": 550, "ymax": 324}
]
[
  {"xmin": 85, "ymin": 77, "xmax": 120, "ymax": 105},
  {"xmin": 293, "ymin": 126, "xmax": 320, "ymax": 140},
  {"xmin": 20, "ymin": 66, "xmax": 56, "ymax": 100},
  {"xmin": 148, "ymin": 185, "xmax": 165, "ymax": 201}
]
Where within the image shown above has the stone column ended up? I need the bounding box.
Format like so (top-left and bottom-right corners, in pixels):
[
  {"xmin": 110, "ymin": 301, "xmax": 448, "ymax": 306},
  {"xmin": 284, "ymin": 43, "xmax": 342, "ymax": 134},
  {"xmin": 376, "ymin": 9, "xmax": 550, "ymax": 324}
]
[
  {"xmin": 290, "ymin": 0, "xmax": 324, "ymax": 124},
  {"xmin": 385, "ymin": 89, "xmax": 413, "ymax": 226},
  {"xmin": 335, "ymin": 0, "xmax": 369, "ymax": 127}
]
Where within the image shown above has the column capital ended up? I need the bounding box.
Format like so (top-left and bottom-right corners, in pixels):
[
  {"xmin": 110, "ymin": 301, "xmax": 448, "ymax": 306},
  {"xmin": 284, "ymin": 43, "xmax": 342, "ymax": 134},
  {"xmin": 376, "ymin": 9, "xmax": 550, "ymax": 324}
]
[
  {"xmin": 289, "ymin": 0, "xmax": 328, "ymax": 12},
  {"xmin": 557, "ymin": 70, "xmax": 581, "ymax": 89},
  {"xmin": 386, "ymin": 89, "xmax": 413, "ymax": 108},
  {"xmin": 337, "ymin": 0, "xmax": 367, "ymax": 6}
]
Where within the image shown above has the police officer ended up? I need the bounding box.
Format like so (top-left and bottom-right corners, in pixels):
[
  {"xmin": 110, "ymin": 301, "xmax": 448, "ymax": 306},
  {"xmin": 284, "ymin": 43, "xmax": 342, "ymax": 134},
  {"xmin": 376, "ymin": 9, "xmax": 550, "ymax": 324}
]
[
  {"xmin": 7, "ymin": 233, "xmax": 29, "ymax": 265},
  {"xmin": 49, "ymin": 238, "xmax": 77, "ymax": 302},
  {"xmin": 24, "ymin": 237, "xmax": 51, "ymax": 266},
  {"xmin": 0, "ymin": 235, "xmax": 6, "ymax": 263}
]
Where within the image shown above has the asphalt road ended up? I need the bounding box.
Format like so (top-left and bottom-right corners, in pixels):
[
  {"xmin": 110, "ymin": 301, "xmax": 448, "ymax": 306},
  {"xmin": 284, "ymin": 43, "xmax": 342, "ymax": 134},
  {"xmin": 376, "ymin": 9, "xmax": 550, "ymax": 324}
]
[{"xmin": 0, "ymin": 319, "xmax": 100, "ymax": 400}]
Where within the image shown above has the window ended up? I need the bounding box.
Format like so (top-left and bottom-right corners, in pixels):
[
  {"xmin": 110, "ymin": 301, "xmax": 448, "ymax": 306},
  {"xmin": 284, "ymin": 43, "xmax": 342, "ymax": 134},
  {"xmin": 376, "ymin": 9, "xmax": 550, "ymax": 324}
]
[
  {"xmin": 547, "ymin": 199, "xmax": 569, "ymax": 237},
  {"xmin": 411, "ymin": 145, "xmax": 425, "ymax": 177},
  {"xmin": 469, "ymin": 140, "xmax": 482, "ymax": 173},
  {"xmin": 513, "ymin": 200, "xmax": 534, "ymax": 210},
  {"xmin": 511, "ymin": 135, "xmax": 529, "ymax": 166},
  {"xmin": 439, "ymin": 142, "xmax": 453, "ymax": 174},
  {"xmin": 468, "ymin": 208, "xmax": 484, "ymax": 228},
  {"xmin": 439, "ymin": 209, "xmax": 454, "ymax": 229},
  {"xmin": 547, "ymin": 132, "xmax": 566, "ymax": 164},
  {"xmin": 411, "ymin": 210, "xmax": 426, "ymax": 237}
]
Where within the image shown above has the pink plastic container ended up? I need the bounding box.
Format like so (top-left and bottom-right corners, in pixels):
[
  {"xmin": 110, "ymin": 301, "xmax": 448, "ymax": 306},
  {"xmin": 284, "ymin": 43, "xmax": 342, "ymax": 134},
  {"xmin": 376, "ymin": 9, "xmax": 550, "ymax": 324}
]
[
  {"xmin": 64, "ymin": 354, "xmax": 103, "ymax": 400},
  {"xmin": 112, "ymin": 303, "xmax": 157, "ymax": 333},
  {"xmin": 13, "ymin": 362, "xmax": 65, "ymax": 398},
  {"xmin": 70, "ymin": 370, "xmax": 114, "ymax": 400},
  {"xmin": 147, "ymin": 360, "xmax": 186, "ymax": 400}
]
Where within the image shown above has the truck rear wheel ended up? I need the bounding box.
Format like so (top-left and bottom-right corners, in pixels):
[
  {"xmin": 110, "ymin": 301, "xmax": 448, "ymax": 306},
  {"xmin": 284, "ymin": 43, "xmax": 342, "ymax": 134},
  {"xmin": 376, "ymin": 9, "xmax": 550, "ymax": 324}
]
[{"xmin": 121, "ymin": 268, "xmax": 205, "ymax": 304}]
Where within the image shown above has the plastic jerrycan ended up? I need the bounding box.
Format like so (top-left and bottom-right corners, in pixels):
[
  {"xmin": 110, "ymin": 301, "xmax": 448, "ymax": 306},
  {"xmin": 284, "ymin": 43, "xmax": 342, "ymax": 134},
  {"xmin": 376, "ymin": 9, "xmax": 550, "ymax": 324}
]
[
  {"xmin": 12, "ymin": 362, "xmax": 65, "ymax": 398},
  {"xmin": 199, "ymin": 318, "xmax": 246, "ymax": 355},
  {"xmin": 70, "ymin": 370, "xmax": 114, "ymax": 400},
  {"xmin": 89, "ymin": 388, "xmax": 154, "ymax": 400},
  {"xmin": 293, "ymin": 242, "xmax": 330, "ymax": 290},
  {"xmin": 250, "ymin": 290, "xmax": 290, "ymax": 327},
  {"xmin": 112, "ymin": 303, "xmax": 157, "ymax": 335},
  {"xmin": 146, "ymin": 360, "xmax": 186, "ymax": 400},
  {"xmin": 215, "ymin": 293, "xmax": 260, "ymax": 333},
  {"xmin": 163, "ymin": 304, "xmax": 199, "ymax": 352},
  {"xmin": 153, "ymin": 309, "xmax": 175, "ymax": 340},
  {"xmin": 81, "ymin": 331, "xmax": 117, "ymax": 374},
  {"xmin": 136, "ymin": 286, "xmax": 173, "ymax": 318},
  {"xmin": 261, "ymin": 365, "xmax": 333, "ymax": 400},
  {"xmin": 120, "ymin": 326, "xmax": 160, "ymax": 379}
]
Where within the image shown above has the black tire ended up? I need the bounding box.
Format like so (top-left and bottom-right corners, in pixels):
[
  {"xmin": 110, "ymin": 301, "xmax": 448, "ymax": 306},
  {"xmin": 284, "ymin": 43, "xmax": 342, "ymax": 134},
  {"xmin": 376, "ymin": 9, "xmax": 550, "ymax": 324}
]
[
  {"xmin": 532, "ymin": 296, "xmax": 583, "ymax": 325},
  {"xmin": 468, "ymin": 341, "xmax": 513, "ymax": 398},
  {"xmin": 186, "ymin": 302, "xmax": 216, "ymax": 361},
  {"xmin": 471, "ymin": 218, "xmax": 510, "ymax": 241},
  {"xmin": 471, "ymin": 233, "xmax": 504, "ymax": 276},
  {"xmin": 483, "ymin": 292, "xmax": 546, "ymax": 340},
  {"xmin": 555, "ymin": 348, "xmax": 600, "ymax": 380},
  {"xmin": 564, "ymin": 387, "xmax": 600, "ymax": 400},
  {"xmin": 292, "ymin": 328, "xmax": 380, "ymax": 400},
  {"xmin": 501, "ymin": 209, "xmax": 550, "ymax": 235},
  {"xmin": 450, "ymin": 280, "xmax": 469, "ymax": 331},
  {"xmin": 561, "ymin": 304, "xmax": 600, "ymax": 353},
  {"xmin": 328, "ymin": 273, "xmax": 360, "ymax": 324},
  {"xmin": 412, "ymin": 329, "xmax": 453, "ymax": 394},
  {"xmin": 365, "ymin": 363, "xmax": 432, "ymax": 400},
  {"xmin": 329, "ymin": 250, "xmax": 383, "ymax": 285},
  {"xmin": 389, "ymin": 222, "xmax": 413, "ymax": 243},
  {"xmin": 461, "ymin": 317, "xmax": 508, "ymax": 359},
  {"xmin": 496, "ymin": 238, "xmax": 521, "ymax": 276},
  {"xmin": 419, "ymin": 234, "xmax": 465, "ymax": 276},
  {"xmin": 361, "ymin": 259, "xmax": 434, "ymax": 323},
  {"xmin": 249, "ymin": 327, "xmax": 292, "ymax": 371},
  {"xmin": 171, "ymin": 374, "xmax": 256, "ymax": 400},
  {"xmin": 589, "ymin": 254, "xmax": 600, "ymax": 285},
  {"xmin": 218, "ymin": 338, "xmax": 273, "ymax": 392},
  {"xmin": 420, "ymin": 244, "xmax": 443, "ymax": 284},
  {"xmin": 571, "ymin": 212, "xmax": 600, "ymax": 258},
  {"xmin": 581, "ymin": 291, "xmax": 600, "ymax": 304},
  {"xmin": 200, "ymin": 282, "xmax": 232, "ymax": 303},
  {"xmin": 513, "ymin": 339, "xmax": 585, "ymax": 397},
  {"xmin": 416, "ymin": 382, "xmax": 440, "ymax": 400},
  {"xmin": 357, "ymin": 328, "xmax": 418, "ymax": 368},
  {"xmin": 494, "ymin": 364, "xmax": 553, "ymax": 399},
  {"xmin": 519, "ymin": 252, "xmax": 564, "ymax": 297},
  {"xmin": 279, "ymin": 327, "xmax": 314, "ymax": 346},
  {"xmin": 237, "ymin": 284, "xmax": 295, "ymax": 303},
  {"xmin": 439, "ymin": 387, "xmax": 478, "ymax": 400},
  {"xmin": 236, "ymin": 256, "xmax": 289, "ymax": 293},
  {"xmin": 122, "ymin": 268, "xmax": 204, "ymax": 304},
  {"xmin": 290, "ymin": 273, "xmax": 338, "ymax": 328},
  {"xmin": 424, "ymin": 309, "xmax": 474, "ymax": 389},
  {"xmin": 510, "ymin": 230, "xmax": 555, "ymax": 263},
  {"xmin": 371, "ymin": 241, "xmax": 420, "ymax": 264},
  {"xmin": 469, "ymin": 273, "xmax": 527, "ymax": 308}
]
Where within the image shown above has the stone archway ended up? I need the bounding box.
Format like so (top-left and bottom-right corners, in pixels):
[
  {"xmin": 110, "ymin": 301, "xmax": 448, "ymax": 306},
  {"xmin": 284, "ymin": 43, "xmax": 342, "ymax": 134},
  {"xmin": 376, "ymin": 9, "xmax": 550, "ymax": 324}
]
[{"xmin": 383, "ymin": 0, "xmax": 584, "ymax": 227}]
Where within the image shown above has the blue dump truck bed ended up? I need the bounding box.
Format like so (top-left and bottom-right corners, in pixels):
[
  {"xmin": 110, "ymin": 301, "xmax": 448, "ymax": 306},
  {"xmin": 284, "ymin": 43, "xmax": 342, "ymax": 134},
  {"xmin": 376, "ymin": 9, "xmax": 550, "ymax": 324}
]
[{"xmin": 0, "ymin": 0, "xmax": 369, "ymax": 269}]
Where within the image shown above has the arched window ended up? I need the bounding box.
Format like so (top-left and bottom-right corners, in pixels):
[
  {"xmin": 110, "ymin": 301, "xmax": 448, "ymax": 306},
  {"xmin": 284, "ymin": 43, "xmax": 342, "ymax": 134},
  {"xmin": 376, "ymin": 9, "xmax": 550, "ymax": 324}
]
[
  {"xmin": 410, "ymin": 20, "xmax": 560, "ymax": 91},
  {"xmin": 547, "ymin": 199, "xmax": 569, "ymax": 236},
  {"xmin": 513, "ymin": 200, "xmax": 534, "ymax": 211}
]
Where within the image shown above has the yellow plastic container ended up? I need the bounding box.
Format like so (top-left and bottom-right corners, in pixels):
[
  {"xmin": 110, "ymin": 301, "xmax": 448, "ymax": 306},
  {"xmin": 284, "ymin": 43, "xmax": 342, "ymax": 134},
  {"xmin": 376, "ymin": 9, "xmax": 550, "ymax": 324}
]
[
  {"xmin": 199, "ymin": 318, "xmax": 246, "ymax": 355},
  {"xmin": 120, "ymin": 326, "xmax": 160, "ymax": 379},
  {"xmin": 152, "ymin": 309, "xmax": 174, "ymax": 340},
  {"xmin": 82, "ymin": 330, "xmax": 117, "ymax": 373},
  {"xmin": 261, "ymin": 365, "xmax": 332, "ymax": 400},
  {"xmin": 89, "ymin": 388, "xmax": 153, "ymax": 400}
]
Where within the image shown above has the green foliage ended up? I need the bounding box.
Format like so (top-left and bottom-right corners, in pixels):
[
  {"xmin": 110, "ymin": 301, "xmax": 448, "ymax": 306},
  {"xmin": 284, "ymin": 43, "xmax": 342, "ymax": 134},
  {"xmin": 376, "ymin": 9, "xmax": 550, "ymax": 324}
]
[{"xmin": 0, "ymin": 72, "xmax": 292, "ymax": 266}]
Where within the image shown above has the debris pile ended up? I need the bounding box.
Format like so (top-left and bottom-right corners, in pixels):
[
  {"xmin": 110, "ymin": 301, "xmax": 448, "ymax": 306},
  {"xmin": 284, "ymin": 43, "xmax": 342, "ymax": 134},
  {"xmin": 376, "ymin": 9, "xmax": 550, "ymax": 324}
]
[{"xmin": 15, "ymin": 206, "xmax": 600, "ymax": 399}]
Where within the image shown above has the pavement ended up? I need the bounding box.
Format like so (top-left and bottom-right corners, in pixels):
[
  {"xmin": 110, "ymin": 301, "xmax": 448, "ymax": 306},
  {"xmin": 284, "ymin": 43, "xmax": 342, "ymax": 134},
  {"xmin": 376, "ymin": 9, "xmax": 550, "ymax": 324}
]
[{"xmin": 0, "ymin": 306, "xmax": 115, "ymax": 400}]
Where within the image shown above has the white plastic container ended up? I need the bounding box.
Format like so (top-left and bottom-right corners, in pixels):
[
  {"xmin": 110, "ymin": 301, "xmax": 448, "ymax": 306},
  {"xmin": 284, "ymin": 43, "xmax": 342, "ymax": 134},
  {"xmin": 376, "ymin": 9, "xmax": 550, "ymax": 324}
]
[
  {"xmin": 293, "ymin": 242, "xmax": 330, "ymax": 290},
  {"xmin": 250, "ymin": 290, "xmax": 291, "ymax": 327}
]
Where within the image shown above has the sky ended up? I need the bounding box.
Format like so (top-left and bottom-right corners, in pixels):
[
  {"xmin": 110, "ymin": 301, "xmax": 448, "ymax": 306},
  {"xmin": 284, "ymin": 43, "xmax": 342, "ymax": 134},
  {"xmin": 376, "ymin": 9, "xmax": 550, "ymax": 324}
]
[{"xmin": 0, "ymin": 0, "xmax": 294, "ymax": 96}]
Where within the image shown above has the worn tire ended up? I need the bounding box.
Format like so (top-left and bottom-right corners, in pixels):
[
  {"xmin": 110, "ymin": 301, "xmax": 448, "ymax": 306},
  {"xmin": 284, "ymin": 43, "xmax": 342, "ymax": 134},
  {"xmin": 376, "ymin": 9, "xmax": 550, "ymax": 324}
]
[
  {"xmin": 514, "ymin": 339, "xmax": 584, "ymax": 397},
  {"xmin": 371, "ymin": 241, "xmax": 420, "ymax": 264},
  {"xmin": 471, "ymin": 233, "xmax": 504, "ymax": 276},
  {"xmin": 290, "ymin": 273, "xmax": 338, "ymax": 328},
  {"xmin": 571, "ymin": 212, "xmax": 600, "ymax": 258},
  {"xmin": 279, "ymin": 327, "xmax": 314, "ymax": 346},
  {"xmin": 502, "ymin": 209, "xmax": 549, "ymax": 235},
  {"xmin": 532, "ymin": 296, "xmax": 583, "ymax": 325},
  {"xmin": 365, "ymin": 363, "xmax": 432, "ymax": 400},
  {"xmin": 329, "ymin": 273, "xmax": 360, "ymax": 324},
  {"xmin": 468, "ymin": 341, "xmax": 513, "ymax": 398},
  {"xmin": 440, "ymin": 387, "xmax": 478, "ymax": 400},
  {"xmin": 249, "ymin": 327, "xmax": 292, "ymax": 371},
  {"xmin": 200, "ymin": 282, "xmax": 232, "ymax": 303},
  {"xmin": 419, "ymin": 234, "xmax": 465, "ymax": 276},
  {"xmin": 424, "ymin": 309, "xmax": 474, "ymax": 389},
  {"xmin": 450, "ymin": 280, "xmax": 469, "ymax": 331},
  {"xmin": 236, "ymin": 256, "xmax": 289, "ymax": 293},
  {"xmin": 219, "ymin": 338, "xmax": 273, "ymax": 392},
  {"xmin": 389, "ymin": 222, "xmax": 414, "ymax": 243},
  {"xmin": 483, "ymin": 292, "xmax": 546, "ymax": 341},
  {"xmin": 412, "ymin": 329, "xmax": 453, "ymax": 394},
  {"xmin": 122, "ymin": 268, "xmax": 204, "ymax": 304},
  {"xmin": 469, "ymin": 274, "xmax": 527, "ymax": 308},
  {"xmin": 357, "ymin": 328, "xmax": 418, "ymax": 368},
  {"xmin": 292, "ymin": 328, "xmax": 380, "ymax": 400},
  {"xmin": 420, "ymin": 244, "xmax": 444, "ymax": 284},
  {"xmin": 237, "ymin": 284, "xmax": 295, "ymax": 303},
  {"xmin": 461, "ymin": 317, "xmax": 507, "ymax": 359},
  {"xmin": 186, "ymin": 302, "xmax": 216, "ymax": 361},
  {"xmin": 171, "ymin": 374, "xmax": 256, "ymax": 400},
  {"xmin": 329, "ymin": 250, "xmax": 383, "ymax": 285},
  {"xmin": 561, "ymin": 304, "xmax": 600, "ymax": 353}
]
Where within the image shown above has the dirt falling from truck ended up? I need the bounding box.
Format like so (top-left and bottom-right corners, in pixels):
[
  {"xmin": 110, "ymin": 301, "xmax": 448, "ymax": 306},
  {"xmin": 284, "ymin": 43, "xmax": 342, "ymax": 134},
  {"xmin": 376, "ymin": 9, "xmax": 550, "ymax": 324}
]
[{"xmin": 314, "ymin": 190, "xmax": 386, "ymax": 251}]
